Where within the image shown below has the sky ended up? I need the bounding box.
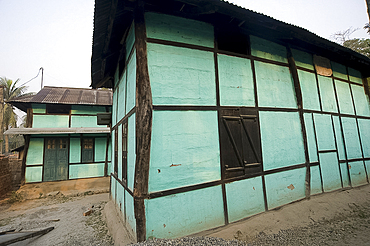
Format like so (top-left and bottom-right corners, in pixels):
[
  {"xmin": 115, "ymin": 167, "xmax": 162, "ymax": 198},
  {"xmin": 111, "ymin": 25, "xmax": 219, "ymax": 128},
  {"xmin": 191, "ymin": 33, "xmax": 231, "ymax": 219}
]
[{"xmin": 0, "ymin": 0, "xmax": 369, "ymax": 96}]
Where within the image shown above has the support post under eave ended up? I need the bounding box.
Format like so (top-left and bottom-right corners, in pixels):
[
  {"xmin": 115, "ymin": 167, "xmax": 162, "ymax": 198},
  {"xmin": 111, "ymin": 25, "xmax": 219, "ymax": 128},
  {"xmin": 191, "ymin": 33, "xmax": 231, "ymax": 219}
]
[{"xmin": 133, "ymin": 0, "xmax": 153, "ymax": 242}]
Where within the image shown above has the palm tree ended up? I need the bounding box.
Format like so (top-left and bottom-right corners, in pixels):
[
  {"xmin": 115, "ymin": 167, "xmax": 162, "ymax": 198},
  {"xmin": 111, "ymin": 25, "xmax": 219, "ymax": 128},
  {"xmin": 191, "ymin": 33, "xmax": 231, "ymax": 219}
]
[{"xmin": 0, "ymin": 77, "xmax": 33, "ymax": 153}]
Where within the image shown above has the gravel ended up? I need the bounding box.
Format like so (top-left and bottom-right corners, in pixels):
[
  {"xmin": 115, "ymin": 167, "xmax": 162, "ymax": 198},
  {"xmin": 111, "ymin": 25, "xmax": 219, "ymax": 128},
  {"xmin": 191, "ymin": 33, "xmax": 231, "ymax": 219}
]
[{"xmin": 129, "ymin": 236, "xmax": 246, "ymax": 246}]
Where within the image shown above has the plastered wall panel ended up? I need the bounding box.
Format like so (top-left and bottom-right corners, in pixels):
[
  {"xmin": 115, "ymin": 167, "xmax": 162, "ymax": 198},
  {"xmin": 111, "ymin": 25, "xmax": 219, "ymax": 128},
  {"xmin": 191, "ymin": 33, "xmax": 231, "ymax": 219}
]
[
  {"xmin": 358, "ymin": 119, "xmax": 370, "ymax": 158},
  {"xmin": 348, "ymin": 68, "xmax": 362, "ymax": 84},
  {"xmin": 298, "ymin": 70, "xmax": 320, "ymax": 111},
  {"xmin": 226, "ymin": 177, "xmax": 265, "ymax": 223},
  {"xmin": 351, "ymin": 84, "xmax": 370, "ymax": 116},
  {"xmin": 291, "ymin": 49, "xmax": 314, "ymax": 70},
  {"xmin": 218, "ymin": 54, "xmax": 255, "ymax": 107},
  {"xmin": 250, "ymin": 36, "xmax": 287, "ymax": 63},
  {"xmin": 116, "ymin": 184, "xmax": 124, "ymax": 216},
  {"xmin": 148, "ymin": 43, "xmax": 216, "ymax": 106},
  {"xmin": 340, "ymin": 162, "xmax": 350, "ymax": 188},
  {"xmin": 69, "ymin": 163, "xmax": 104, "ymax": 179},
  {"xmin": 365, "ymin": 161, "xmax": 370, "ymax": 181},
  {"xmin": 260, "ymin": 111, "xmax": 305, "ymax": 170},
  {"xmin": 313, "ymin": 114, "xmax": 335, "ymax": 151},
  {"xmin": 126, "ymin": 50, "xmax": 136, "ymax": 113},
  {"xmin": 117, "ymin": 125, "xmax": 123, "ymax": 180},
  {"xmin": 333, "ymin": 116, "xmax": 346, "ymax": 160},
  {"xmin": 111, "ymin": 178, "xmax": 116, "ymax": 204},
  {"xmin": 310, "ymin": 166, "xmax": 322, "ymax": 195},
  {"xmin": 304, "ymin": 113, "xmax": 318, "ymax": 163},
  {"xmin": 149, "ymin": 111, "xmax": 220, "ymax": 192},
  {"xmin": 95, "ymin": 137, "xmax": 107, "ymax": 162},
  {"xmin": 32, "ymin": 104, "xmax": 46, "ymax": 113},
  {"xmin": 331, "ymin": 62, "xmax": 348, "ymax": 80},
  {"xmin": 349, "ymin": 161, "xmax": 367, "ymax": 187},
  {"xmin": 145, "ymin": 12, "xmax": 214, "ymax": 48},
  {"xmin": 25, "ymin": 166, "xmax": 42, "ymax": 183},
  {"xmin": 265, "ymin": 168, "xmax": 305, "ymax": 209},
  {"xmin": 26, "ymin": 138, "xmax": 44, "ymax": 165},
  {"xmin": 71, "ymin": 116, "xmax": 104, "ymax": 128},
  {"xmin": 117, "ymin": 72, "xmax": 127, "ymax": 121},
  {"xmin": 71, "ymin": 106, "xmax": 106, "ymax": 115},
  {"xmin": 319, "ymin": 152, "xmax": 341, "ymax": 192},
  {"xmin": 69, "ymin": 138, "xmax": 81, "ymax": 163},
  {"xmin": 145, "ymin": 186, "xmax": 224, "ymax": 239},
  {"xmin": 125, "ymin": 191, "xmax": 136, "ymax": 237},
  {"xmin": 126, "ymin": 23, "xmax": 135, "ymax": 61},
  {"xmin": 335, "ymin": 80, "xmax": 354, "ymax": 115},
  {"xmin": 33, "ymin": 115, "xmax": 69, "ymax": 128},
  {"xmin": 255, "ymin": 61, "xmax": 297, "ymax": 109},
  {"xmin": 112, "ymin": 89, "xmax": 118, "ymax": 125},
  {"xmin": 318, "ymin": 75, "xmax": 338, "ymax": 113},
  {"xmin": 127, "ymin": 114, "xmax": 136, "ymax": 190},
  {"xmin": 341, "ymin": 117, "xmax": 362, "ymax": 159}
]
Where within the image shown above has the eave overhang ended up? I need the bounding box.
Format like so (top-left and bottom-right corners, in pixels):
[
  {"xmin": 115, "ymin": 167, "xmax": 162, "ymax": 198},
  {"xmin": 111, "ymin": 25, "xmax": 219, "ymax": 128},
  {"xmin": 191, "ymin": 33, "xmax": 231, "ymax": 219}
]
[{"xmin": 4, "ymin": 127, "xmax": 111, "ymax": 135}]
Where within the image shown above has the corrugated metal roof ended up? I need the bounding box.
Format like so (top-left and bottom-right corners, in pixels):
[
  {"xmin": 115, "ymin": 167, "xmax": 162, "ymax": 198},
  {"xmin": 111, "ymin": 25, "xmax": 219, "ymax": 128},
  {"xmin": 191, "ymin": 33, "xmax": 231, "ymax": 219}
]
[
  {"xmin": 10, "ymin": 86, "xmax": 112, "ymax": 106},
  {"xmin": 4, "ymin": 127, "xmax": 110, "ymax": 135}
]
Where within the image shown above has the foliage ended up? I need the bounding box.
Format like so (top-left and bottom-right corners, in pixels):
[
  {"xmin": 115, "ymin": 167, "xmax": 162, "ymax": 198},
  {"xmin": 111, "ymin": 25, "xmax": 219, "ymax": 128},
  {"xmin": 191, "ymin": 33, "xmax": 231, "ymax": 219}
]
[
  {"xmin": 364, "ymin": 23, "xmax": 370, "ymax": 34},
  {"xmin": 343, "ymin": 38, "xmax": 370, "ymax": 58},
  {"xmin": 7, "ymin": 191, "xmax": 23, "ymax": 203}
]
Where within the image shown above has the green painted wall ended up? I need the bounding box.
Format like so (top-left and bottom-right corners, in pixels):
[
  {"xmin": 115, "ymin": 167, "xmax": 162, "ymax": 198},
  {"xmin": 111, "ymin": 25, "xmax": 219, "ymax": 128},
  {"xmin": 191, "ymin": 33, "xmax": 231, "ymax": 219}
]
[
  {"xmin": 149, "ymin": 111, "xmax": 220, "ymax": 192},
  {"xmin": 71, "ymin": 105, "xmax": 107, "ymax": 115},
  {"xmin": 125, "ymin": 190, "xmax": 136, "ymax": 236},
  {"xmin": 69, "ymin": 138, "xmax": 81, "ymax": 163},
  {"xmin": 218, "ymin": 54, "xmax": 255, "ymax": 107},
  {"xmin": 32, "ymin": 104, "xmax": 46, "ymax": 113},
  {"xmin": 348, "ymin": 68, "xmax": 362, "ymax": 84},
  {"xmin": 126, "ymin": 50, "xmax": 136, "ymax": 113},
  {"xmin": 341, "ymin": 117, "xmax": 362, "ymax": 159},
  {"xmin": 335, "ymin": 80, "xmax": 354, "ymax": 115},
  {"xmin": 145, "ymin": 12, "xmax": 214, "ymax": 48},
  {"xmin": 126, "ymin": 22, "xmax": 135, "ymax": 61},
  {"xmin": 95, "ymin": 137, "xmax": 107, "ymax": 162},
  {"xmin": 319, "ymin": 152, "xmax": 341, "ymax": 192},
  {"xmin": 71, "ymin": 115, "xmax": 104, "ymax": 128},
  {"xmin": 117, "ymin": 71, "xmax": 127, "ymax": 121},
  {"xmin": 298, "ymin": 70, "xmax": 320, "ymax": 111},
  {"xmin": 117, "ymin": 125, "xmax": 123, "ymax": 179},
  {"xmin": 310, "ymin": 166, "xmax": 322, "ymax": 195},
  {"xmin": 351, "ymin": 84, "xmax": 370, "ymax": 116},
  {"xmin": 259, "ymin": 111, "xmax": 305, "ymax": 170},
  {"xmin": 358, "ymin": 119, "xmax": 370, "ymax": 158},
  {"xmin": 69, "ymin": 163, "xmax": 104, "ymax": 179},
  {"xmin": 26, "ymin": 138, "xmax": 44, "ymax": 165},
  {"xmin": 147, "ymin": 43, "xmax": 216, "ymax": 106},
  {"xmin": 250, "ymin": 36, "xmax": 288, "ymax": 63},
  {"xmin": 333, "ymin": 116, "xmax": 346, "ymax": 160},
  {"xmin": 145, "ymin": 185, "xmax": 224, "ymax": 239},
  {"xmin": 318, "ymin": 75, "xmax": 338, "ymax": 113},
  {"xmin": 313, "ymin": 114, "xmax": 336, "ymax": 151},
  {"xmin": 291, "ymin": 49, "xmax": 314, "ymax": 70},
  {"xmin": 33, "ymin": 115, "xmax": 69, "ymax": 128},
  {"xmin": 264, "ymin": 168, "xmax": 306, "ymax": 209},
  {"xmin": 304, "ymin": 113, "xmax": 318, "ymax": 163},
  {"xmin": 127, "ymin": 114, "xmax": 136, "ymax": 190},
  {"xmin": 25, "ymin": 166, "xmax": 42, "ymax": 183},
  {"xmin": 112, "ymin": 88, "xmax": 118, "ymax": 126},
  {"xmin": 226, "ymin": 177, "xmax": 265, "ymax": 223},
  {"xmin": 255, "ymin": 61, "xmax": 297, "ymax": 108},
  {"xmin": 349, "ymin": 161, "xmax": 367, "ymax": 187},
  {"xmin": 340, "ymin": 162, "xmax": 350, "ymax": 188},
  {"xmin": 331, "ymin": 62, "xmax": 348, "ymax": 80}
]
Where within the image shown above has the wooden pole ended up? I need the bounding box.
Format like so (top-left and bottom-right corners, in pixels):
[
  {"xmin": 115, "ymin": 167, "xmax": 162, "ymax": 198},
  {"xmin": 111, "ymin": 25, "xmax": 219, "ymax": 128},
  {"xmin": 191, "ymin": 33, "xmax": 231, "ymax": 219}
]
[{"xmin": 0, "ymin": 86, "xmax": 4, "ymax": 154}]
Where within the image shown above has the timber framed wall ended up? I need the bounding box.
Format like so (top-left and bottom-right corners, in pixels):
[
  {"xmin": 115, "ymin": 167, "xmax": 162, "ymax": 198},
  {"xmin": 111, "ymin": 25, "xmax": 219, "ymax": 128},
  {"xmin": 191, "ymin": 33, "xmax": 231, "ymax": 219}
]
[
  {"xmin": 24, "ymin": 104, "xmax": 112, "ymax": 183},
  {"xmin": 109, "ymin": 10, "xmax": 370, "ymax": 241}
]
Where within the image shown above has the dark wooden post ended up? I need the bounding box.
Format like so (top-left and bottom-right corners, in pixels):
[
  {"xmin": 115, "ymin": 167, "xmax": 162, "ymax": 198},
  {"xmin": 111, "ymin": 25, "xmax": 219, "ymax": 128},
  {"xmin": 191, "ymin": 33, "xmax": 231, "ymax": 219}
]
[
  {"xmin": 287, "ymin": 47, "xmax": 311, "ymax": 199},
  {"xmin": 0, "ymin": 86, "xmax": 3, "ymax": 154},
  {"xmin": 133, "ymin": 0, "xmax": 153, "ymax": 242}
]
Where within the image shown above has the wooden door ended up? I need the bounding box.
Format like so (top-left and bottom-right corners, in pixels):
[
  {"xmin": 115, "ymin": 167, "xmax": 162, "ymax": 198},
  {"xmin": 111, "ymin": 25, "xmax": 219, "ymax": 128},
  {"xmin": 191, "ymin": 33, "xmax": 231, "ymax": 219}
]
[{"xmin": 44, "ymin": 138, "xmax": 68, "ymax": 181}]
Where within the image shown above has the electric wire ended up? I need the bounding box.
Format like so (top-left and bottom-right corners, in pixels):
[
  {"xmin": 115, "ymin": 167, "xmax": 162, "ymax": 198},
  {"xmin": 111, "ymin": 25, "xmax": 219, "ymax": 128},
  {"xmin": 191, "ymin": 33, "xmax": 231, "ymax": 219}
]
[{"xmin": 19, "ymin": 68, "xmax": 43, "ymax": 87}]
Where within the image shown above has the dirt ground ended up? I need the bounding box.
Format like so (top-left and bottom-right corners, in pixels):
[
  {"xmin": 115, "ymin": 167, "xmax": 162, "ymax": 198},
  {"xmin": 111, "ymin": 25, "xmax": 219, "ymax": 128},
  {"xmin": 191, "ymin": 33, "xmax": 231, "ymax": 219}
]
[
  {"xmin": 0, "ymin": 192, "xmax": 113, "ymax": 246},
  {"xmin": 1, "ymin": 184, "xmax": 370, "ymax": 246}
]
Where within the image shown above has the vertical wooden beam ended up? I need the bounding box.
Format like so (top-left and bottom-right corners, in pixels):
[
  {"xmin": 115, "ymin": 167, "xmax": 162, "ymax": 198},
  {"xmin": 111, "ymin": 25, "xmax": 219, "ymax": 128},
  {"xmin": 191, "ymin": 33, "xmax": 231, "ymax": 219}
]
[
  {"xmin": 133, "ymin": 0, "xmax": 153, "ymax": 242},
  {"xmin": 20, "ymin": 135, "xmax": 30, "ymax": 185},
  {"xmin": 0, "ymin": 86, "xmax": 4, "ymax": 154},
  {"xmin": 104, "ymin": 133, "xmax": 110, "ymax": 177},
  {"xmin": 287, "ymin": 47, "xmax": 311, "ymax": 199}
]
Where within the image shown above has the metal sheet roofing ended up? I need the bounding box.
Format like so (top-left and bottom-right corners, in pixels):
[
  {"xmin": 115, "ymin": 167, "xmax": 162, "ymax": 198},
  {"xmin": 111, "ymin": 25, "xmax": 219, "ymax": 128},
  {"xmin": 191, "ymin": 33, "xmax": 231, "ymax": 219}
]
[
  {"xmin": 4, "ymin": 127, "xmax": 110, "ymax": 135},
  {"xmin": 9, "ymin": 86, "xmax": 112, "ymax": 112}
]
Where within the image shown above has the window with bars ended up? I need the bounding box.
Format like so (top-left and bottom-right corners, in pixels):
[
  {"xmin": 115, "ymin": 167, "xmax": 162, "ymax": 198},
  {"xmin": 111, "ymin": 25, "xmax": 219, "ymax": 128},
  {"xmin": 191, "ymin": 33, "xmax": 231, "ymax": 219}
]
[{"xmin": 82, "ymin": 138, "xmax": 94, "ymax": 163}]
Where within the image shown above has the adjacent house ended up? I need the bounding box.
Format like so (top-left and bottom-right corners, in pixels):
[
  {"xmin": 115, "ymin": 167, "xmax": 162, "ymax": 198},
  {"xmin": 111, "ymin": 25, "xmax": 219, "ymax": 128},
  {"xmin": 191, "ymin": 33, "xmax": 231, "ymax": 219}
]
[
  {"xmin": 5, "ymin": 86, "xmax": 112, "ymax": 183},
  {"xmin": 91, "ymin": 0, "xmax": 370, "ymax": 241}
]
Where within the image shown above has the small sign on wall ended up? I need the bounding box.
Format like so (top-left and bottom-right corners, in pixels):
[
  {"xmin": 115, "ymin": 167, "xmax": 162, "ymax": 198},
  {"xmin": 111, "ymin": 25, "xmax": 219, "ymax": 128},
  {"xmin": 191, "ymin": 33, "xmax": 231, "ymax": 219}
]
[{"xmin": 313, "ymin": 55, "xmax": 332, "ymax": 77}]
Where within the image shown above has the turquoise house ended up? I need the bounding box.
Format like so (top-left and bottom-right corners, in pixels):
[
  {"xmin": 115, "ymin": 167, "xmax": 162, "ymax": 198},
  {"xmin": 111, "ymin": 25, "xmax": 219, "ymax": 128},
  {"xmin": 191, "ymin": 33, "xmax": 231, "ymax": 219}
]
[
  {"xmin": 91, "ymin": 0, "xmax": 370, "ymax": 242},
  {"xmin": 6, "ymin": 86, "xmax": 112, "ymax": 183}
]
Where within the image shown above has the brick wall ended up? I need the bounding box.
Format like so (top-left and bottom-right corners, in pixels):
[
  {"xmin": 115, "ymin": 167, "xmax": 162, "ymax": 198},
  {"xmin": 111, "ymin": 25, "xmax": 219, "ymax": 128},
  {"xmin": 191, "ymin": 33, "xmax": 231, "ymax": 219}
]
[{"xmin": 0, "ymin": 157, "xmax": 11, "ymax": 197}]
